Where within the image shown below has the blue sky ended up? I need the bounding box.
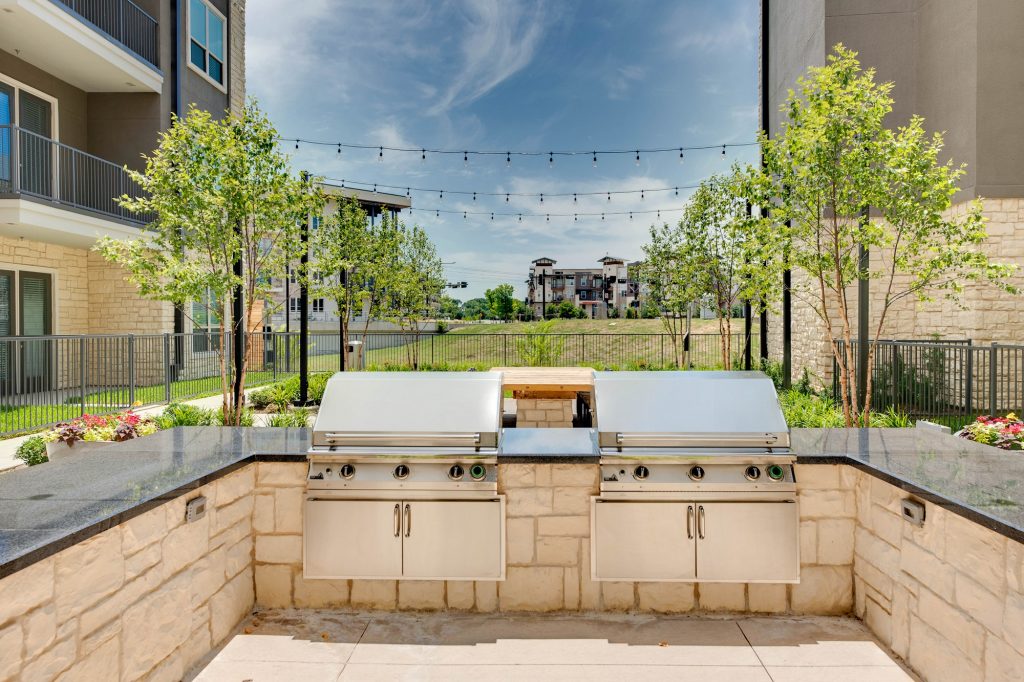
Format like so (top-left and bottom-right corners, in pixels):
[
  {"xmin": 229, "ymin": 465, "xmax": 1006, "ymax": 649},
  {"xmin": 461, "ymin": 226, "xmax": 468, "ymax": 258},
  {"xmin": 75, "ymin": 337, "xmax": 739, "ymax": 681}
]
[{"xmin": 247, "ymin": 0, "xmax": 760, "ymax": 300}]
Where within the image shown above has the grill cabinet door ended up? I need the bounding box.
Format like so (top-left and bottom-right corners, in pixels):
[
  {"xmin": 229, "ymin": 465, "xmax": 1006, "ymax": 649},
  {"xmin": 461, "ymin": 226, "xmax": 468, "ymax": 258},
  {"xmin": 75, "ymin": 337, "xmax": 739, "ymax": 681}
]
[
  {"xmin": 695, "ymin": 501, "xmax": 799, "ymax": 582},
  {"xmin": 304, "ymin": 499, "xmax": 403, "ymax": 579},
  {"xmin": 592, "ymin": 501, "xmax": 696, "ymax": 581},
  {"xmin": 401, "ymin": 500, "xmax": 504, "ymax": 580}
]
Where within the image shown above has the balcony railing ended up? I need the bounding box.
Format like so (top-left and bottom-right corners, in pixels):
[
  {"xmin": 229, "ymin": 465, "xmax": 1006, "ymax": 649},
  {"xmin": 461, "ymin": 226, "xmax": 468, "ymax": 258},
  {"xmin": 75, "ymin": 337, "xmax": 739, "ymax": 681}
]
[
  {"xmin": 0, "ymin": 125, "xmax": 155, "ymax": 225},
  {"xmin": 53, "ymin": 0, "xmax": 159, "ymax": 67}
]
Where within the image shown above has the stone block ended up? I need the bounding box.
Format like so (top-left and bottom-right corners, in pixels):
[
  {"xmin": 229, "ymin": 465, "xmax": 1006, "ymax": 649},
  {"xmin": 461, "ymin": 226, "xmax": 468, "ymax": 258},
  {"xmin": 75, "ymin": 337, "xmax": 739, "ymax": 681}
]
[
  {"xmin": 22, "ymin": 635, "xmax": 75, "ymax": 681},
  {"xmin": 855, "ymin": 555, "xmax": 893, "ymax": 601},
  {"xmin": 799, "ymin": 489, "xmax": 856, "ymax": 518},
  {"xmin": 190, "ymin": 552, "xmax": 227, "ymax": 609},
  {"xmin": 225, "ymin": 535, "xmax": 253, "ymax": 580},
  {"xmin": 1007, "ymin": 540, "xmax": 1024, "ymax": 594},
  {"xmin": 580, "ymin": 542, "xmax": 601, "ymax": 611},
  {"xmin": 638, "ymin": 582, "xmax": 696, "ymax": 613},
  {"xmin": 446, "ymin": 581, "xmax": 475, "ymax": 610},
  {"xmin": 257, "ymin": 462, "xmax": 307, "ymax": 487},
  {"xmin": 217, "ymin": 467, "xmax": 255, "ymax": 506},
  {"xmin": 292, "ymin": 575, "xmax": 348, "ymax": 609},
  {"xmin": 955, "ymin": 572, "xmax": 1003, "ymax": 635},
  {"xmin": 869, "ymin": 477, "xmax": 904, "ymax": 513},
  {"xmin": 126, "ymin": 543, "xmax": 161, "ymax": 580},
  {"xmin": 122, "ymin": 507, "xmax": 167, "ymax": 555},
  {"xmin": 522, "ymin": 409, "xmax": 546, "ymax": 421},
  {"xmin": 563, "ymin": 567, "xmax": 580, "ymax": 610},
  {"xmin": 145, "ymin": 651, "xmax": 184, "ymax": 682},
  {"xmin": 747, "ymin": 583, "xmax": 788, "ymax": 613},
  {"xmin": 350, "ymin": 580, "xmax": 397, "ymax": 609},
  {"xmin": 601, "ymin": 581, "xmax": 635, "ymax": 611},
  {"xmin": 506, "ymin": 517, "xmax": 535, "ymax": 565},
  {"xmin": 534, "ymin": 465, "xmax": 552, "ymax": 486},
  {"xmin": 56, "ymin": 635, "xmax": 118, "ymax": 682},
  {"xmin": 552, "ymin": 487, "xmax": 592, "ymax": 515},
  {"xmin": 869, "ymin": 505, "xmax": 904, "ymax": 549},
  {"xmin": 161, "ymin": 512, "xmax": 211, "ymax": 579},
  {"xmin": 80, "ymin": 566, "xmax": 161, "ymax": 637},
  {"xmin": 0, "ymin": 557, "xmax": 54, "ymax": 626},
  {"xmin": 538, "ymin": 515, "xmax": 590, "ymax": 537},
  {"xmin": 253, "ymin": 494, "xmax": 275, "ymax": 534},
  {"xmin": 182, "ymin": 624, "xmax": 212, "ymax": 673},
  {"xmin": 499, "ymin": 567, "xmax": 564, "ymax": 611},
  {"xmin": 255, "ymin": 534, "xmax": 302, "ymax": 564},
  {"xmin": 799, "ymin": 520, "xmax": 817, "ymax": 565},
  {"xmin": 398, "ymin": 581, "xmax": 446, "ymax": 610},
  {"xmin": 0, "ymin": 623, "xmax": 23, "ymax": 679},
  {"xmin": 536, "ymin": 536, "xmax": 578, "ymax": 566},
  {"xmin": 904, "ymin": 502, "xmax": 946, "ymax": 559},
  {"xmin": 255, "ymin": 564, "xmax": 293, "ymax": 608},
  {"xmin": 985, "ymin": 634, "xmax": 1024, "ymax": 682},
  {"xmin": 274, "ymin": 487, "xmax": 304, "ymax": 533},
  {"xmin": 855, "ymin": 527, "xmax": 900, "ymax": 575},
  {"xmin": 209, "ymin": 495, "xmax": 253, "ymax": 539},
  {"xmin": 699, "ymin": 583, "xmax": 745, "ymax": 612},
  {"xmin": 890, "ymin": 585, "xmax": 912, "ymax": 659},
  {"xmin": 863, "ymin": 595, "xmax": 892, "ymax": 645},
  {"xmin": 210, "ymin": 568, "xmax": 254, "ymax": 645},
  {"xmin": 817, "ymin": 518, "xmax": 855, "ymax": 565},
  {"xmin": 790, "ymin": 565, "xmax": 853, "ymax": 614},
  {"xmin": 909, "ymin": 616, "xmax": 982, "ymax": 682},
  {"xmin": 23, "ymin": 603, "xmax": 56, "ymax": 659},
  {"xmin": 945, "ymin": 513, "xmax": 1006, "ymax": 595},
  {"xmin": 918, "ymin": 587, "xmax": 985, "ymax": 663},
  {"xmin": 899, "ymin": 540, "xmax": 953, "ymax": 596},
  {"xmin": 121, "ymin": 574, "xmax": 191, "ymax": 680},
  {"xmin": 1004, "ymin": 590, "xmax": 1024, "ymax": 655},
  {"xmin": 794, "ymin": 464, "xmax": 840, "ymax": 489},
  {"xmin": 506, "ymin": 488, "xmax": 553, "ymax": 517},
  {"xmin": 551, "ymin": 464, "xmax": 599, "ymax": 487},
  {"xmin": 475, "ymin": 581, "xmax": 498, "ymax": 612},
  {"xmin": 55, "ymin": 530, "xmax": 125, "ymax": 618}
]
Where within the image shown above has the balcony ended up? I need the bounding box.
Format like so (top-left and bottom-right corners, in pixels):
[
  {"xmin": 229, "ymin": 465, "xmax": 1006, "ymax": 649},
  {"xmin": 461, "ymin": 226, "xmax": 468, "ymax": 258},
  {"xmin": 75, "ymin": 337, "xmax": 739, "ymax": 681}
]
[
  {"xmin": 0, "ymin": 125, "xmax": 155, "ymax": 247},
  {"xmin": 0, "ymin": 0, "xmax": 162, "ymax": 92}
]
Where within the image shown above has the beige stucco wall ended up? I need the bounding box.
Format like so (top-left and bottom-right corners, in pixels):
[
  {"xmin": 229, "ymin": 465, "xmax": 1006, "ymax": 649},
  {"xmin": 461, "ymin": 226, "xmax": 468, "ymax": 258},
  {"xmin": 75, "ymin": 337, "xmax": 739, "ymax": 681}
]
[{"xmin": 0, "ymin": 466, "xmax": 255, "ymax": 681}]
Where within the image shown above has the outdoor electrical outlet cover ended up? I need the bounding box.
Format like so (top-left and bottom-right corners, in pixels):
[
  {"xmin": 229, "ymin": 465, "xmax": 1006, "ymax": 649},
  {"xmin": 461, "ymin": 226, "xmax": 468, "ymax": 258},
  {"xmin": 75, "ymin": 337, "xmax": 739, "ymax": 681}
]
[
  {"xmin": 186, "ymin": 496, "xmax": 207, "ymax": 523},
  {"xmin": 901, "ymin": 498, "xmax": 925, "ymax": 527}
]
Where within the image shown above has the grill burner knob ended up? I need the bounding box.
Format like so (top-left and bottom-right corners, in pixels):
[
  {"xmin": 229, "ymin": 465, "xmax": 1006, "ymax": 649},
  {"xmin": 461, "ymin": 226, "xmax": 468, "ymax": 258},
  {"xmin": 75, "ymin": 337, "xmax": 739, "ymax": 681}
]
[
  {"xmin": 767, "ymin": 464, "xmax": 786, "ymax": 481},
  {"xmin": 393, "ymin": 464, "xmax": 410, "ymax": 480},
  {"xmin": 340, "ymin": 464, "xmax": 355, "ymax": 479},
  {"xmin": 448, "ymin": 464, "xmax": 465, "ymax": 480},
  {"xmin": 744, "ymin": 465, "xmax": 761, "ymax": 481},
  {"xmin": 469, "ymin": 464, "xmax": 487, "ymax": 480},
  {"xmin": 688, "ymin": 465, "xmax": 706, "ymax": 481},
  {"xmin": 633, "ymin": 465, "xmax": 650, "ymax": 480}
]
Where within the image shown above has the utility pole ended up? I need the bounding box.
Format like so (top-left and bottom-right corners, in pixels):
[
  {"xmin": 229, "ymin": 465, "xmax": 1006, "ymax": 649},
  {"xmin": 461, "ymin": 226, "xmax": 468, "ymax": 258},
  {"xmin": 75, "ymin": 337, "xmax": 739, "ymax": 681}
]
[
  {"xmin": 299, "ymin": 171, "xmax": 310, "ymax": 404},
  {"xmin": 857, "ymin": 206, "xmax": 870, "ymax": 413},
  {"xmin": 339, "ymin": 268, "xmax": 347, "ymax": 372}
]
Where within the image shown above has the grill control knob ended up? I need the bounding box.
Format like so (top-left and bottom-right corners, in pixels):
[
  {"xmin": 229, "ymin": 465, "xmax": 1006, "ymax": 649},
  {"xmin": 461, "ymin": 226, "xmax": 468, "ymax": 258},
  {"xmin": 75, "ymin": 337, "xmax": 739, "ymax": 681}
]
[
  {"xmin": 469, "ymin": 464, "xmax": 487, "ymax": 480},
  {"xmin": 744, "ymin": 465, "xmax": 761, "ymax": 481},
  {"xmin": 688, "ymin": 465, "xmax": 706, "ymax": 481},
  {"xmin": 633, "ymin": 465, "xmax": 650, "ymax": 480},
  {"xmin": 339, "ymin": 464, "xmax": 356, "ymax": 479},
  {"xmin": 393, "ymin": 464, "xmax": 410, "ymax": 480},
  {"xmin": 448, "ymin": 464, "xmax": 465, "ymax": 480},
  {"xmin": 767, "ymin": 464, "xmax": 786, "ymax": 481}
]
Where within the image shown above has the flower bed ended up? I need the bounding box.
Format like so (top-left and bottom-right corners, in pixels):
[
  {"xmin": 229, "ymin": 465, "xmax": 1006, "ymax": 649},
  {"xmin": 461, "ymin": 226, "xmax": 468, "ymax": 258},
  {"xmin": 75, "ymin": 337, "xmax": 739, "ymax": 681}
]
[{"xmin": 956, "ymin": 413, "xmax": 1024, "ymax": 450}]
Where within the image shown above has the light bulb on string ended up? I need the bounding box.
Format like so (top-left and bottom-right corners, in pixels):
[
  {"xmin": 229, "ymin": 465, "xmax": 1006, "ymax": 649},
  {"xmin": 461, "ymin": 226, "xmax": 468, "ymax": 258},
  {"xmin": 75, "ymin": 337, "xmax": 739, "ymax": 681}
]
[
  {"xmin": 540, "ymin": 193, "xmax": 544, "ymax": 204},
  {"xmin": 607, "ymin": 192, "xmax": 611, "ymax": 202},
  {"xmin": 473, "ymin": 192, "xmax": 477, "ymax": 201},
  {"xmin": 574, "ymin": 214, "xmax": 577, "ymax": 222},
  {"xmin": 505, "ymin": 193, "xmax": 509, "ymax": 202},
  {"xmin": 548, "ymin": 152, "xmax": 554, "ymax": 168},
  {"xmin": 629, "ymin": 212, "xmax": 633, "ymax": 220},
  {"xmin": 518, "ymin": 214, "xmax": 522, "ymax": 222},
  {"xmin": 294, "ymin": 140, "xmax": 299, "ymax": 150},
  {"xmin": 506, "ymin": 152, "xmax": 511, "ymax": 167},
  {"xmin": 463, "ymin": 151, "xmax": 468, "ymax": 167},
  {"xmin": 641, "ymin": 189, "xmax": 645, "ymax": 200},
  {"xmin": 635, "ymin": 150, "xmax": 640, "ymax": 166},
  {"xmin": 490, "ymin": 213, "xmax": 494, "ymax": 220},
  {"xmin": 406, "ymin": 188, "xmax": 410, "ymax": 197},
  {"xmin": 679, "ymin": 148, "xmax": 684, "ymax": 164},
  {"xmin": 378, "ymin": 146, "xmax": 383, "ymax": 162},
  {"xmin": 435, "ymin": 210, "xmax": 439, "ymax": 217},
  {"xmin": 601, "ymin": 213, "xmax": 605, "ymax": 221},
  {"xmin": 573, "ymin": 193, "xmax": 577, "ymax": 204},
  {"xmin": 592, "ymin": 151, "xmax": 598, "ymax": 168},
  {"xmin": 546, "ymin": 214, "xmax": 549, "ymax": 222},
  {"xmin": 721, "ymin": 145, "xmax": 726, "ymax": 159},
  {"xmin": 439, "ymin": 190, "xmax": 443, "ymax": 201},
  {"xmin": 337, "ymin": 144, "xmax": 341, "ymax": 155},
  {"xmin": 463, "ymin": 211, "xmax": 467, "ymax": 219},
  {"xmin": 421, "ymin": 149, "xmax": 426, "ymax": 163}
]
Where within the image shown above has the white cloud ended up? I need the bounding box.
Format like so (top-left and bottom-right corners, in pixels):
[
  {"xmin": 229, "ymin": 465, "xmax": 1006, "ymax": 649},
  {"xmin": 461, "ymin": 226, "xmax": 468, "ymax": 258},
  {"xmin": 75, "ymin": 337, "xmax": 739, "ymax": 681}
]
[
  {"xmin": 664, "ymin": 3, "xmax": 757, "ymax": 54},
  {"xmin": 605, "ymin": 65, "xmax": 646, "ymax": 100}
]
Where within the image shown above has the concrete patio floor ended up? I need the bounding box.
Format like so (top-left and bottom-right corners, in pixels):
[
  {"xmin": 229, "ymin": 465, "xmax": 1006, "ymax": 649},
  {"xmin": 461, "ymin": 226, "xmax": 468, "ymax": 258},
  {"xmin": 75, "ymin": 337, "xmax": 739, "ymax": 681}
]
[{"xmin": 187, "ymin": 610, "xmax": 919, "ymax": 681}]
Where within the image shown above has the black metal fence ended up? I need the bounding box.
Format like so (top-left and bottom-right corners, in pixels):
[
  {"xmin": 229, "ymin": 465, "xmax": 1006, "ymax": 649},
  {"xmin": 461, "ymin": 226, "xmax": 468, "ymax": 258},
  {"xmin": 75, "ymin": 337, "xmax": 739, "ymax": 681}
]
[
  {"xmin": 0, "ymin": 126, "xmax": 155, "ymax": 225},
  {"xmin": 0, "ymin": 330, "xmax": 757, "ymax": 436},
  {"xmin": 833, "ymin": 339, "xmax": 1024, "ymax": 426},
  {"xmin": 55, "ymin": 0, "xmax": 159, "ymax": 66}
]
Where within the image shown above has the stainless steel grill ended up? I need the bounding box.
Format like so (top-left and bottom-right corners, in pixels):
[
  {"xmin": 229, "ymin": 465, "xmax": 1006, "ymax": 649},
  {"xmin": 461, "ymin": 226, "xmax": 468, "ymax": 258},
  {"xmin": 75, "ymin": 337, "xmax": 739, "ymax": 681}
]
[
  {"xmin": 590, "ymin": 371, "xmax": 799, "ymax": 583},
  {"xmin": 305, "ymin": 372, "xmax": 506, "ymax": 581}
]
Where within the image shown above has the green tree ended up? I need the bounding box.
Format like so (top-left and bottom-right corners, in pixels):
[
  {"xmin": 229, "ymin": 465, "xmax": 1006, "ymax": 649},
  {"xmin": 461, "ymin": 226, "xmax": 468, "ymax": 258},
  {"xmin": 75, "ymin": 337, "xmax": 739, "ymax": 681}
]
[
  {"xmin": 387, "ymin": 223, "xmax": 445, "ymax": 368},
  {"xmin": 462, "ymin": 297, "xmax": 490, "ymax": 320},
  {"xmin": 485, "ymin": 284, "xmax": 518, "ymax": 321},
  {"xmin": 637, "ymin": 222, "xmax": 703, "ymax": 368},
  {"xmin": 438, "ymin": 295, "xmax": 463, "ymax": 319},
  {"xmin": 761, "ymin": 45, "xmax": 1016, "ymax": 425},
  {"xmin": 98, "ymin": 102, "xmax": 322, "ymax": 424}
]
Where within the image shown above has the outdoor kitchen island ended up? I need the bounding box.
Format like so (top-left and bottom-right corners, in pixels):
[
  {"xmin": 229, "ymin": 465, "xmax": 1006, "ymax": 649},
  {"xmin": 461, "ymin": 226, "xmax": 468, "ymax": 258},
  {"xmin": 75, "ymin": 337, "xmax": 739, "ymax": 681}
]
[{"xmin": 0, "ymin": 384, "xmax": 1021, "ymax": 680}]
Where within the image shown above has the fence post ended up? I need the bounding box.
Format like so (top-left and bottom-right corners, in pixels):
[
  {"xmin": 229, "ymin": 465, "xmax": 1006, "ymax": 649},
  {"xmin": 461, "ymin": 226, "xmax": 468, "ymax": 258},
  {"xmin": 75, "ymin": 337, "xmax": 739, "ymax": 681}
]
[
  {"xmin": 503, "ymin": 335, "xmax": 508, "ymax": 366},
  {"xmin": 78, "ymin": 336, "xmax": 86, "ymax": 418},
  {"xmin": 163, "ymin": 333, "xmax": 171, "ymax": 403},
  {"xmin": 581, "ymin": 334, "xmax": 586, "ymax": 365},
  {"xmin": 989, "ymin": 342, "xmax": 999, "ymax": 416},
  {"xmin": 431, "ymin": 334, "xmax": 435, "ymax": 366},
  {"xmin": 272, "ymin": 332, "xmax": 277, "ymax": 381},
  {"xmin": 964, "ymin": 344, "xmax": 973, "ymax": 416},
  {"xmin": 127, "ymin": 335, "xmax": 136, "ymax": 407}
]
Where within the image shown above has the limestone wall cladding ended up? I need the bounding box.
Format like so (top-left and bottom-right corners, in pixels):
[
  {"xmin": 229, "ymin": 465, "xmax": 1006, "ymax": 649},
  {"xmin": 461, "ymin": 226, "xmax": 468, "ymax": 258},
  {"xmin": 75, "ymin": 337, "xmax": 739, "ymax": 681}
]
[
  {"xmin": 85, "ymin": 252, "xmax": 173, "ymax": 336},
  {"xmin": 776, "ymin": 198, "xmax": 1024, "ymax": 389},
  {"xmin": 515, "ymin": 399, "xmax": 574, "ymax": 428},
  {"xmin": 0, "ymin": 466, "xmax": 255, "ymax": 681},
  {"xmin": 852, "ymin": 469, "xmax": 1024, "ymax": 682},
  {"xmin": 253, "ymin": 462, "xmax": 855, "ymax": 615},
  {"xmin": 0, "ymin": 236, "xmax": 90, "ymax": 335}
]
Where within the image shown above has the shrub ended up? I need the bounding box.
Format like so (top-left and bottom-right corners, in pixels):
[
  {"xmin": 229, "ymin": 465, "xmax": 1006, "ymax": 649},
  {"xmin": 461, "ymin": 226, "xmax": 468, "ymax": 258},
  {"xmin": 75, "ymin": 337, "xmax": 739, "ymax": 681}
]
[
  {"xmin": 267, "ymin": 407, "xmax": 312, "ymax": 427},
  {"xmin": 156, "ymin": 403, "xmax": 218, "ymax": 428},
  {"xmin": 15, "ymin": 435, "xmax": 47, "ymax": 466},
  {"xmin": 778, "ymin": 390, "xmax": 846, "ymax": 427},
  {"xmin": 956, "ymin": 413, "xmax": 1024, "ymax": 450},
  {"xmin": 436, "ymin": 320, "xmax": 450, "ymax": 334}
]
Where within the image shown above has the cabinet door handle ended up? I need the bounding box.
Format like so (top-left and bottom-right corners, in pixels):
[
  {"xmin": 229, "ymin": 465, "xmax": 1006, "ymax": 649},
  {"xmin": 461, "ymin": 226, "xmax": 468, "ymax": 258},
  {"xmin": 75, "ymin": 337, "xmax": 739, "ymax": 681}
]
[
  {"xmin": 697, "ymin": 505, "xmax": 706, "ymax": 539},
  {"xmin": 686, "ymin": 505, "xmax": 694, "ymax": 539},
  {"xmin": 393, "ymin": 503, "xmax": 401, "ymax": 537},
  {"xmin": 404, "ymin": 503, "xmax": 411, "ymax": 537}
]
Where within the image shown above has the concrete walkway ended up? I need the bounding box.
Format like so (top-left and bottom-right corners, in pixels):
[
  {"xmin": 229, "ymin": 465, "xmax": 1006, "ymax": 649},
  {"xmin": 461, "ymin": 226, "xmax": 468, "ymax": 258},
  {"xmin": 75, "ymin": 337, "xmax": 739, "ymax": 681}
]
[{"xmin": 188, "ymin": 610, "xmax": 917, "ymax": 681}]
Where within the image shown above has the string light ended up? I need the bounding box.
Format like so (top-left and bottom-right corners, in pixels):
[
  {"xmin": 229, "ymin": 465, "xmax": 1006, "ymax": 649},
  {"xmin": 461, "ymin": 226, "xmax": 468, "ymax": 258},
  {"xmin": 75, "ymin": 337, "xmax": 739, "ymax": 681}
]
[
  {"xmin": 411, "ymin": 206, "xmax": 688, "ymax": 220},
  {"xmin": 540, "ymin": 193, "xmax": 544, "ymax": 204},
  {"xmin": 421, "ymin": 148, "xmax": 426, "ymax": 162},
  {"xmin": 337, "ymin": 144, "xmax": 341, "ymax": 155},
  {"xmin": 506, "ymin": 151, "xmax": 511, "ymax": 167},
  {"xmin": 573, "ymin": 193, "xmax": 577, "ymax": 203},
  {"xmin": 295, "ymin": 140, "xmax": 299, "ymax": 150},
  {"xmin": 505, "ymin": 193, "xmax": 510, "ymax": 202},
  {"xmin": 463, "ymin": 211, "xmax": 467, "ymax": 219},
  {"xmin": 721, "ymin": 145, "xmax": 726, "ymax": 159},
  {"xmin": 607, "ymin": 192, "xmax": 611, "ymax": 202},
  {"xmin": 641, "ymin": 189, "xmax": 645, "ymax": 200},
  {"xmin": 548, "ymin": 152, "xmax": 554, "ymax": 168},
  {"xmin": 679, "ymin": 148, "xmax": 684, "ymax": 163},
  {"xmin": 592, "ymin": 151, "xmax": 597, "ymax": 167},
  {"xmin": 635, "ymin": 150, "xmax": 640, "ymax": 166},
  {"xmin": 325, "ymin": 178, "xmax": 703, "ymax": 202},
  {"xmin": 378, "ymin": 146, "xmax": 383, "ymax": 162},
  {"xmin": 463, "ymin": 151, "xmax": 468, "ymax": 167}
]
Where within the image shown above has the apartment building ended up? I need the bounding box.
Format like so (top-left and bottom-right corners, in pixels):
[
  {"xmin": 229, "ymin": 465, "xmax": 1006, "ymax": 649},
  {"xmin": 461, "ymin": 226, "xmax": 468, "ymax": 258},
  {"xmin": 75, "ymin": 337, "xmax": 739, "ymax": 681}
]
[
  {"xmin": 266, "ymin": 183, "xmax": 412, "ymax": 332},
  {"xmin": 527, "ymin": 256, "xmax": 641, "ymax": 319},
  {"xmin": 763, "ymin": 0, "xmax": 1024, "ymax": 381},
  {"xmin": 0, "ymin": 0, "xmax": 246, "ymax": 345}
]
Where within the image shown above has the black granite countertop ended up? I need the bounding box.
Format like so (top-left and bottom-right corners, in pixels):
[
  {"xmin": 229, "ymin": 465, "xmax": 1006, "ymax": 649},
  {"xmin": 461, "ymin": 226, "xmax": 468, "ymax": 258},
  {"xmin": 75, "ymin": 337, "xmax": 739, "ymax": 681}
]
[{"xmin": 1, "ymin": 425, "xmax": 1022, "ymax": 578}]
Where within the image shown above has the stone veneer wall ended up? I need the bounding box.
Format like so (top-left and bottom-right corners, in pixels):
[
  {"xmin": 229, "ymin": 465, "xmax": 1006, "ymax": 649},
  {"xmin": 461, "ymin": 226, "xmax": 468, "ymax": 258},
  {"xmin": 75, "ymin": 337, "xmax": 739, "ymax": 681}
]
[
  {"xmin": 851, "ymin": 467, "xmax": 1024, "ymax": 681},
  {"xmin": 0, "ymin": 467, "xmax": 255, "ymax": 681},
  {"xmin": 514, "ymin": 399, "xmax": 575, "ymax": 428},
  {"xmin": 252, "ymin": 462, "xmax": 856, "ymax": 615}
]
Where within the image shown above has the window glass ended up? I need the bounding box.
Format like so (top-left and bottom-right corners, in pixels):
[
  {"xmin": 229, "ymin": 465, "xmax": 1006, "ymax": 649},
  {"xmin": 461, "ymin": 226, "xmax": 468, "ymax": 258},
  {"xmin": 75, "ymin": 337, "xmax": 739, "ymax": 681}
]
[
  {"xmin": 208, "ymin": 13, "xmax": 224, "ymax": 59},
  {"xmin": 189, "ymin": 0, "xmax": 225, "ymax": 85},
  {"xmin": 190, "ymin": 0, "xmax": 206, "ymax": 43}
]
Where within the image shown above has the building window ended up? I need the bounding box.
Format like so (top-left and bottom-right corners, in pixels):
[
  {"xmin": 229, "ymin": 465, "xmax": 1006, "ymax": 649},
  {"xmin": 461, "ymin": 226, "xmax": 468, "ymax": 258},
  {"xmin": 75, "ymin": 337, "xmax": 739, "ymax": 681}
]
[
  {"xmin": 192, "ymin": 288, "xmax": 222, "ymax": 352},
  {"xmin": 312, "ymin": 298, "xmax": 325, "ymax": 314},
  {"xmin": 289, "ymin": 297, "xmax": 301, "ymax": 313},
  {"xmin": 189, "ymin": 0, "xmax": 227, "ymax": 88},
  {"xmin": 579, "ymin": 291, "xmax": 588, "ymax": 301}
]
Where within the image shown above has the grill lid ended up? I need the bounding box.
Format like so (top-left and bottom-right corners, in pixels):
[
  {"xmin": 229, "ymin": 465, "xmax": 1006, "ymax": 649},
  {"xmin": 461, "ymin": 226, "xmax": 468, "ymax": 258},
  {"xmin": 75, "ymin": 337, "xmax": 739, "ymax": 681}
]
[
  {"xmin": 594, "ymin": 371, "xmax": 789, "ymax": 449},
  {"xmin": 311, "ymin": 371, "xmax": 503, "ymax": 450}
]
